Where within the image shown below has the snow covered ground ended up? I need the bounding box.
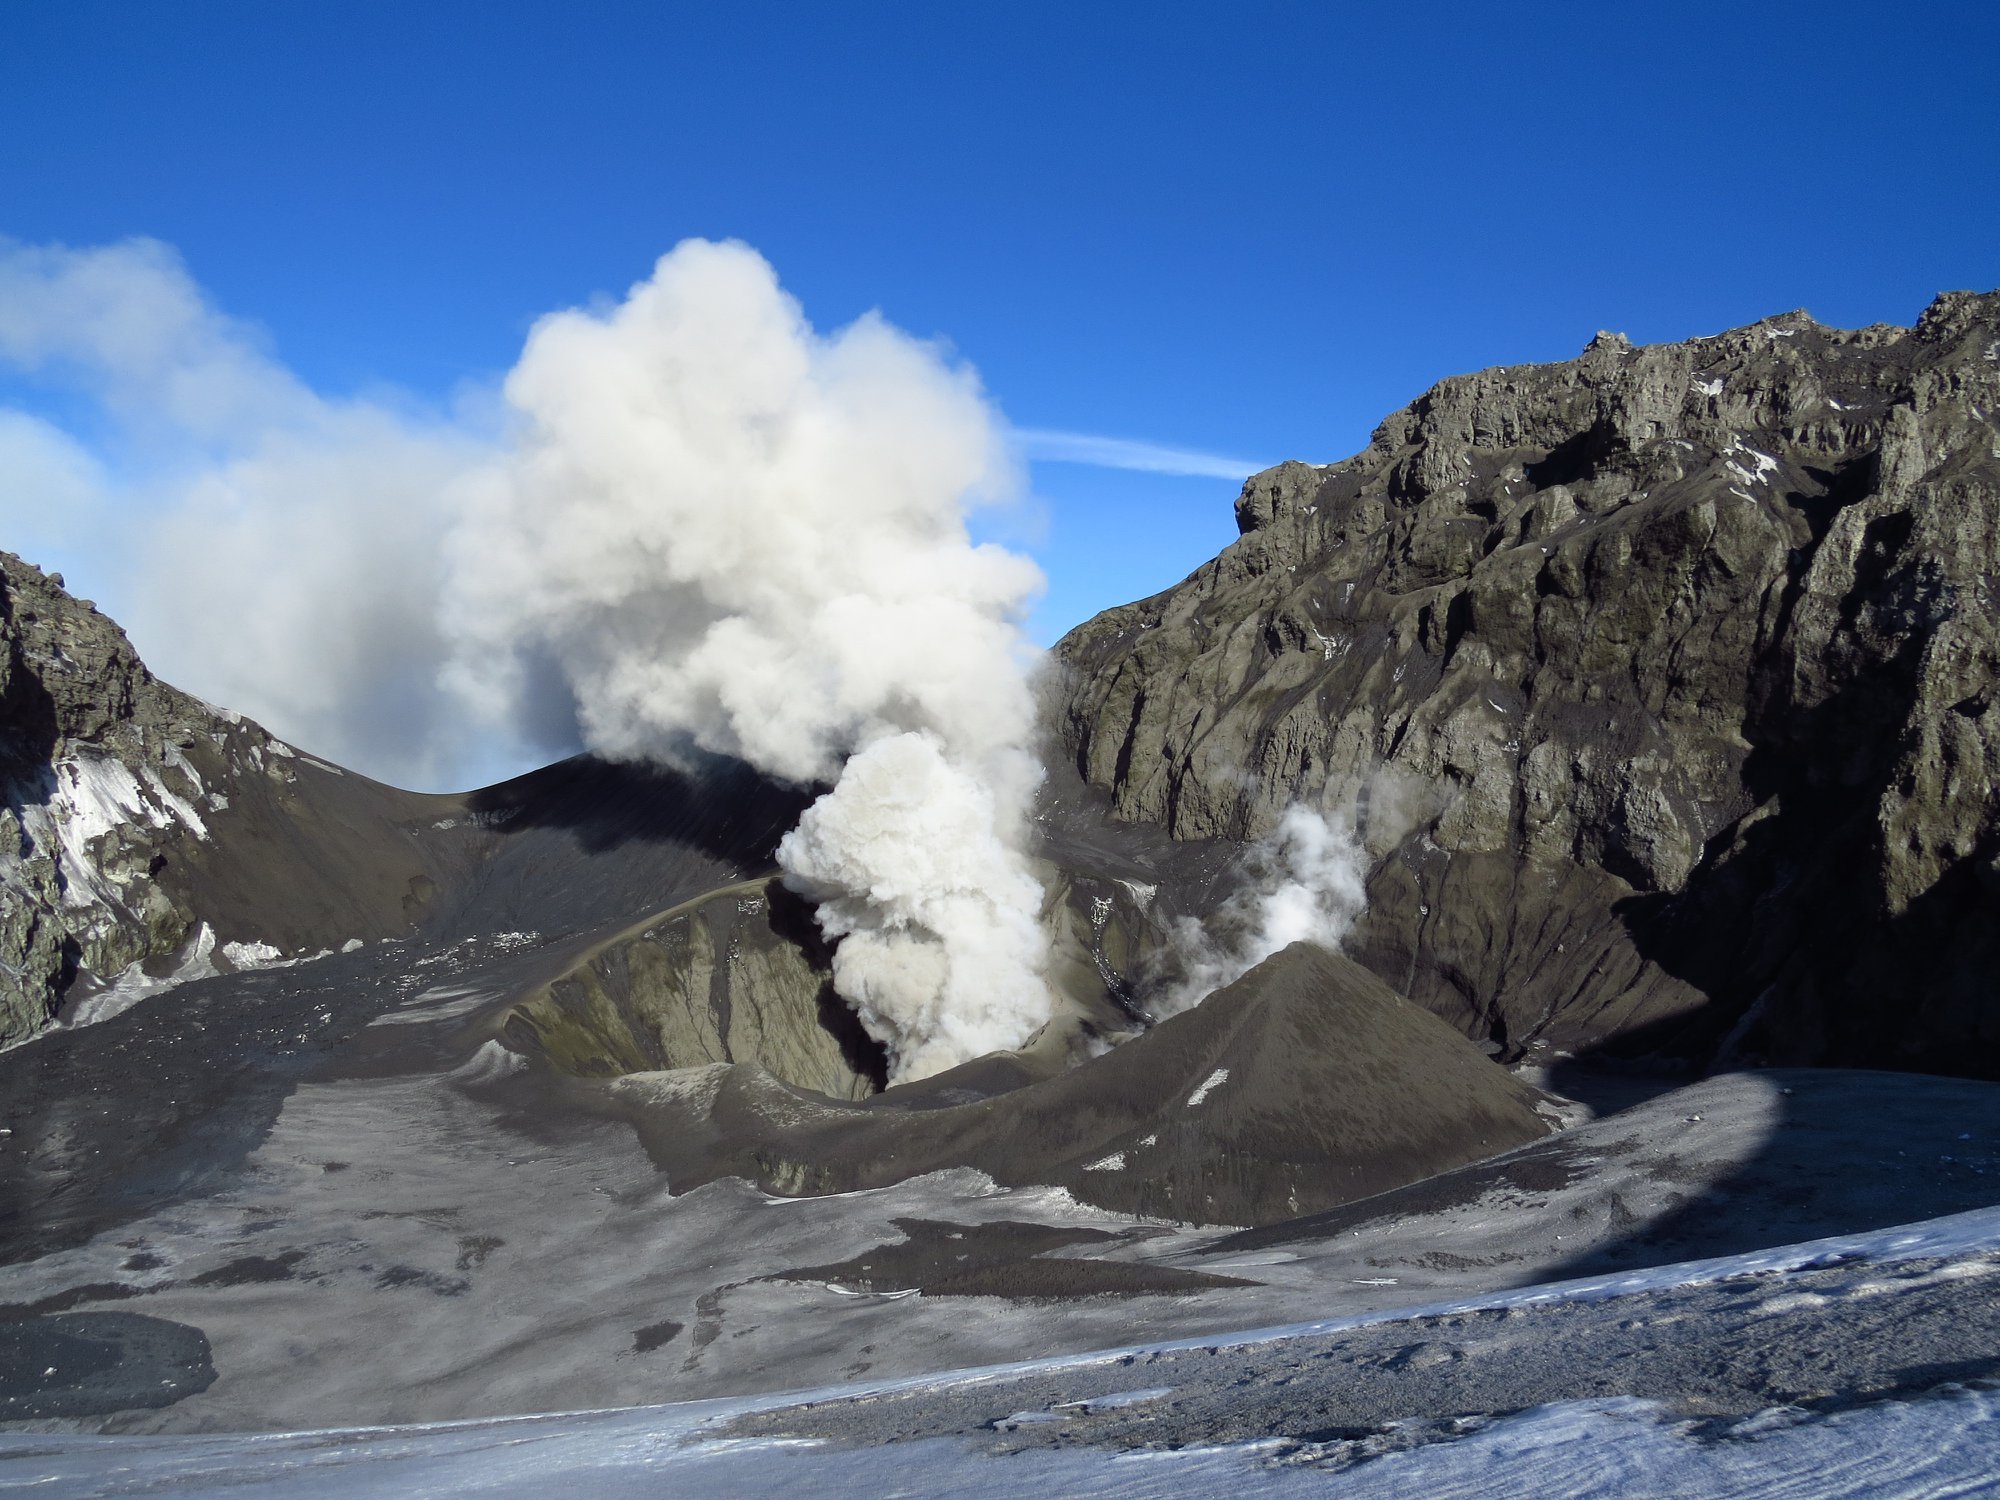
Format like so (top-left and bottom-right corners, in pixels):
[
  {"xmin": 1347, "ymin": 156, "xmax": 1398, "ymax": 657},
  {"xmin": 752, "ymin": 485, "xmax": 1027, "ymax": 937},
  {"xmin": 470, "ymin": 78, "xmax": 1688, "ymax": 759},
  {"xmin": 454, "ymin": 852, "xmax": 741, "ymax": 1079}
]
[{"xmin": 7, "ymin": 1206, "xmax": 1999, "ymax": 1497}]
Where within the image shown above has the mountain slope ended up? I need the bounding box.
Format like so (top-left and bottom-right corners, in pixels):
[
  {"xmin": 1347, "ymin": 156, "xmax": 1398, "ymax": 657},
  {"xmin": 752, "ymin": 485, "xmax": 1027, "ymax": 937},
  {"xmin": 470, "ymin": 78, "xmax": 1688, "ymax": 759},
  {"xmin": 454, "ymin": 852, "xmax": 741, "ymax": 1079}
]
[
  {"xmin": 1055, "ymin": 291, "xmax": 2000, "ymax": 1077},
  {"xmin": 607, "ymin": 943, "xmax": 1555, "ymax": 1226},
  {"xmin": 0, "ymin": 552, "xmax": 454, "ymax": 1043}
]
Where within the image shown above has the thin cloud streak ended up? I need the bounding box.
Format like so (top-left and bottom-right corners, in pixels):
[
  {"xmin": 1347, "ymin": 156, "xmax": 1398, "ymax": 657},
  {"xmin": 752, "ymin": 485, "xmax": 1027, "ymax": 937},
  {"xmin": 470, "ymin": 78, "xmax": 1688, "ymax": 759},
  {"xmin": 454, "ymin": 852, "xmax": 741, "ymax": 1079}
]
[{"xmin": 1013, "ymin": 427, "xmax": 1271, "ymax": 481}]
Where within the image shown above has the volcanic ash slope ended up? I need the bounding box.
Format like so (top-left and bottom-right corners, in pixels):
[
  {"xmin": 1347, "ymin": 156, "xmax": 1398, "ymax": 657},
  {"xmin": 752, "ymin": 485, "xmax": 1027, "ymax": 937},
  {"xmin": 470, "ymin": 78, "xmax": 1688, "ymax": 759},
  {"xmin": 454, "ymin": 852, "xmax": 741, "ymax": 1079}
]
[{"xmin": 610, "ymin": 942, "xmax": 1556, "ymax": 1227}]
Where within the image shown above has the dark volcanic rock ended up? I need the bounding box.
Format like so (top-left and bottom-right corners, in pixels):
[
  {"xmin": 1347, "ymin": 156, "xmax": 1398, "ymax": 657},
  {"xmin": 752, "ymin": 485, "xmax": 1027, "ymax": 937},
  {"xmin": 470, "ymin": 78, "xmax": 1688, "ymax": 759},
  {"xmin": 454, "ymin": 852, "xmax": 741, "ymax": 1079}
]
[
  {"xmin": 0, "ymin": 551, "xmax": 450, "ymax": 1043},
  {"xmin": 608, "ymin": 943, "xmax": 1555, "ymax": 1227},
  {"xmin": 1054, "ymin": 292, "xmax": 2000, "ymax": 1077},
  {"xmin": 0, "ymin": 1310, "xmax": 214, "ymax": 1419}
]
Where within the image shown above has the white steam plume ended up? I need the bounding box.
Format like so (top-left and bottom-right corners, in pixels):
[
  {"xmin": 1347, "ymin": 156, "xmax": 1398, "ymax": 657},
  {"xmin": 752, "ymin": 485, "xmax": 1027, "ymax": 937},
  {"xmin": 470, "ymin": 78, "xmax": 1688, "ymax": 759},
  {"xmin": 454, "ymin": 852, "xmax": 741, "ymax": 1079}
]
[
  {"xmin": 1158, "ymin": 805, "xmax": 1367, "ymax": 1014},
  {"xmin": 0, "ymin": 234, "xmax": 1058, "ymax": 1083},
  {"xmin": 447, "ymin": 239, "xmax": 1056, "ymax": 1081},
  {"xmin": 775, "ymin": 735, "xmax": 1050, "ymax": 1080}
]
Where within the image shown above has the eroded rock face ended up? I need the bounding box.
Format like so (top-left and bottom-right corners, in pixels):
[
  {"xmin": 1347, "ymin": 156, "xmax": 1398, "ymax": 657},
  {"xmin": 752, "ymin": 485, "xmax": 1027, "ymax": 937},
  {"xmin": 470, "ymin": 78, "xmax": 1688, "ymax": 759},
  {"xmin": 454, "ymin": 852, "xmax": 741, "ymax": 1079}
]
[
  {"xmin": 0, "ymin": 552, "xmax": 443, "ymax": 1045},
  {"xmin": 1, "ymin": 553, "xmax": 256, "ymax": 1042},
  {"xmin": 497, "ymin": 878, "xmax": 884, "ymax": 1100},
  {"xmin": 1056, "ymin": 293, "xmax": 2000, "ymax": 1076}
]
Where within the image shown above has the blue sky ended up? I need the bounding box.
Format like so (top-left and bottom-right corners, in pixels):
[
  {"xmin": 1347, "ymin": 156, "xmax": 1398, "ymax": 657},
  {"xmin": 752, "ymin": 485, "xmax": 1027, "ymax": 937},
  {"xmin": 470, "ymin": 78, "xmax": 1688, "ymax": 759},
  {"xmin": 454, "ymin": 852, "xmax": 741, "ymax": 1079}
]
[{"xmin": 2, "ymin": 0, "xmax": 1995, "ymax": 690}]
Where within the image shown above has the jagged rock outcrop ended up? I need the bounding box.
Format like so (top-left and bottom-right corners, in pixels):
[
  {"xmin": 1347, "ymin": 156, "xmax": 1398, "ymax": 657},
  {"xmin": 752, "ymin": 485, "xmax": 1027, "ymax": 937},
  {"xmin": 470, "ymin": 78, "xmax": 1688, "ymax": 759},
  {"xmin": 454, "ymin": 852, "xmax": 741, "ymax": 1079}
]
[
  {"xmin": 0, "ymin": 552, "xmax": 456, "ymax": 1044},
  {"xmin": 0, "ymin": 551, "xmax": 212, "ymax": 1039},
  {"xmin": 1057, "ymin": 292, "xmax": 2000, "ymax": 1077}
]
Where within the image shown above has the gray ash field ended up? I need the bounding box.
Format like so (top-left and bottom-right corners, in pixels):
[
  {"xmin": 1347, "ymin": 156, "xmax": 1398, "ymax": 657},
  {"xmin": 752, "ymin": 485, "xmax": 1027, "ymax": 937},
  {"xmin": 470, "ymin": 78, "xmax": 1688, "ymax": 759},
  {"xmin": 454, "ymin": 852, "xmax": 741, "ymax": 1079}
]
[{"xmin": 721, "ymin": 1247, "xmax": 2000, "ymax": 1455}]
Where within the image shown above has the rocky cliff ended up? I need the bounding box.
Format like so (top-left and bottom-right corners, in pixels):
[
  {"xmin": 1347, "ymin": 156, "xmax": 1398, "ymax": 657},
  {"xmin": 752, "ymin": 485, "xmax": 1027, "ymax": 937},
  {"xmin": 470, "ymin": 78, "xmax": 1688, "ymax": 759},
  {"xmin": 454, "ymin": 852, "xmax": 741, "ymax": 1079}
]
[
  {"xmin": 1056, "ymin": 292, "xmax": 2000, "ymax": 1077},
  {"xmin": 1, "ymin": 551, "xmax": 212, "ymax": 1039},
  {"xmin": 0, "ymin": 552, "xmax": 454, "ymax": 1044}
]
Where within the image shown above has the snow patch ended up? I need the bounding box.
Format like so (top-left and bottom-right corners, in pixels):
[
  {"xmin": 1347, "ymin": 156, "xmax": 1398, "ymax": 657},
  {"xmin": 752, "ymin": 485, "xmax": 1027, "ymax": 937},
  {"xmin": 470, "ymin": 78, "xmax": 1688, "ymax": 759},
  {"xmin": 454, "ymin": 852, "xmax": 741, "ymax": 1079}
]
[
  {"xmin": 997, "ymin": 1389, "xmax": 1173, "ymax": 1429},
  {"xmin": 1062, "ymin": 1387, "xmax": 1173, "ymax": 1412},
  {"xmin": 369, "ymin": 985, "xmax": 497, "ymax": 1028},
  {"xmin": 222, "ymin": 939, "xmax": 285, "ymax": 969},
  {"xmin": 1723, "ymin": 435, "xmax": 1779, "ymax": 487},
  {"xmin": 447, "ymin": 1039, "xmax": 528, "ymax": 1086},
  {"xmin": 1116, "ymin": 880, "xmax": 1157, "ymax": 912},
  {"xmin": 63, "ymin": 922, "xmax": 219, "ymax": 1028},
  {"xmin": 1186, "ymin": 1068, "xmax": 1230, "ymax": 1108},
  {"xmin": 8, "ymin": 752, "xmax": 212, "ymax": 920},
  {"xmin": 825, "ymin": 1283, "xmax": 919, "ymax": 1300},
  {"xmin": 139, "ymin": 764, "xmax": 208, "ymax": 839}
]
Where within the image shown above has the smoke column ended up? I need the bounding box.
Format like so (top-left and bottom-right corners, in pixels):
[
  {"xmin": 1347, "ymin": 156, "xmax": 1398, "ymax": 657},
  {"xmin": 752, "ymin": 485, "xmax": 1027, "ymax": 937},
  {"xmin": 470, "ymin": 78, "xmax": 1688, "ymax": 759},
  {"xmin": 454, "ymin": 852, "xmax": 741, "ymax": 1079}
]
[
  {"xmin": 1158, "ymin": 804, "xmax": 1366, "ymax": 1014},
  {"xmin": 445, "ymin": 240, "xmax": 1054, "ymax": 1081},
  {"xmin": 0, "ymin": 234, "xmax": 1058, "ymax": 1081}
]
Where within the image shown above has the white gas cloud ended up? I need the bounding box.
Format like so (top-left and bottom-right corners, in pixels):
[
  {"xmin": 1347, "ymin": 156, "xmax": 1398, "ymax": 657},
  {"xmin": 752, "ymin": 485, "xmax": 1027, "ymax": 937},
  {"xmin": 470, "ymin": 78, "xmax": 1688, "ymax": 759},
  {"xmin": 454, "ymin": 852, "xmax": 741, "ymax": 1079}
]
[
  {"xmin": 776, "ymin": 733, "xmax": 1050, "ymax": 1080},
  {"xmin": 1156, "ymin": 804, "xmax": 1367, "ymax": 1015},
  {"xmin": 447, "ymin": 239, "xmax": 1055, "ymax": 1080},
  {"xmin": 0, "ymin": 234, "xmax": 1057, "ymax": 1081},
  {"xmin": 0, "ymin": 236, "xmax": 490, "ymax": 787},
  {"xmin": 0, "ymin": 235, "xmax": 312, "ymax": 438},
  {"xmin": 0, "ymin": 408, "xmax": 104, "ymax": 553}
]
